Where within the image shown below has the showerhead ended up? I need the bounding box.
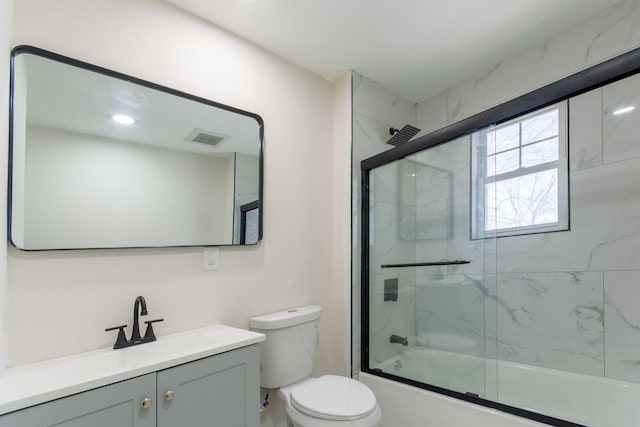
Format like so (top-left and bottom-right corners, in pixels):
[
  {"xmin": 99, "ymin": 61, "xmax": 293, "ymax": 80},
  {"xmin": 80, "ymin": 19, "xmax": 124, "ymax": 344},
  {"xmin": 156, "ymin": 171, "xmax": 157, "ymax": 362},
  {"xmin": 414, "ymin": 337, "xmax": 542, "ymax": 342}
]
[{"xmin": 387, "ymin": 124, "xmax": 421, "ymax": 146}]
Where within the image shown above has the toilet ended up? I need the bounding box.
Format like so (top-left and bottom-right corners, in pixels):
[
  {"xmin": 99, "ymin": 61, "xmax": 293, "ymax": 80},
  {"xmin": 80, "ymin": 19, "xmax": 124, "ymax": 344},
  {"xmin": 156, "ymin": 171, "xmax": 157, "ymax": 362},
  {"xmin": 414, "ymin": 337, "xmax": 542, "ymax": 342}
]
[{"xmin": 250, "ymin": 306, "xmax": 381, "ymax": 427}]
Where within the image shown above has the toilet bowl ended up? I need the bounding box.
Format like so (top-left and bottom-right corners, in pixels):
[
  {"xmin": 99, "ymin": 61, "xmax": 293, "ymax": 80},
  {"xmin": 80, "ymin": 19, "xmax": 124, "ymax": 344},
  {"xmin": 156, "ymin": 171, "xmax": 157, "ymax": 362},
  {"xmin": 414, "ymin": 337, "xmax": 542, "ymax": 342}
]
[
  {"xmin": 278, "ymin": 376, "xmax": 381, "ymax": 427},
  {"xmin": 249, "ymin": 306, "xmax": 381, "ymax": 427}
]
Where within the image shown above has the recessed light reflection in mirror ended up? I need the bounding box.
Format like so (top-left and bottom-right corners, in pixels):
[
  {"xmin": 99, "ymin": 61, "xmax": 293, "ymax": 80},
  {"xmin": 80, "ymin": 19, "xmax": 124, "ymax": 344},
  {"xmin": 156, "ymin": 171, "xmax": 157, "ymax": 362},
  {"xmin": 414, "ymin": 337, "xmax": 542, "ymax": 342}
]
[
  {"xmin": 112, "ymin": 114, "xmax": 135, "ymax": 125},
  {"xmin": 613, "ymin": 106, "xmax": 635, "ymax": 115}
]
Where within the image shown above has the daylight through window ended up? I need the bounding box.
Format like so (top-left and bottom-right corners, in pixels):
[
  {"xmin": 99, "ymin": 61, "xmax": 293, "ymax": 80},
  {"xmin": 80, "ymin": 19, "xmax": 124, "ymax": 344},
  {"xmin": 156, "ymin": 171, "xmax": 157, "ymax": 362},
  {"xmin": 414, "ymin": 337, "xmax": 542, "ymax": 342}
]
[{"xmin": 472, "ymin": 101, "xmax": 569, "ymax": 238}]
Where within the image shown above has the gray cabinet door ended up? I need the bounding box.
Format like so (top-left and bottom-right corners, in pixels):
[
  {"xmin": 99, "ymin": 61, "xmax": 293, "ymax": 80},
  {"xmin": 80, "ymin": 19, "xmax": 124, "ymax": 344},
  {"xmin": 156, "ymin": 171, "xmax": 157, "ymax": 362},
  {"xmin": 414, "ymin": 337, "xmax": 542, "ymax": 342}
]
[
  {"xmin": 157, "ymin": 344, "xmax": 260, "ymax": 427},
  {"xmin": 0, "ymin": 373, "xmax": 156, "ymax": 427}
]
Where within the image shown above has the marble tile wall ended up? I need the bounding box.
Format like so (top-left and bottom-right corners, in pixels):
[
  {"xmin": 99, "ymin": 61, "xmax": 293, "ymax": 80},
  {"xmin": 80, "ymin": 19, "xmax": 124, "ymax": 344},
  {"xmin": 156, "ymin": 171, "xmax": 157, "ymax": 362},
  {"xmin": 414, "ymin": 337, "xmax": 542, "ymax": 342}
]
[
  {"xmin": 431, "ymin": 0, "xmax": 640, "ymax": 127},
  {"xmin": 351, "ymin": 72, "xmax": 417, "ymax": 373},
  {"xmin": 411, "ymin": 0, "xmax": 640, "ymax": 383},
  {"xmin": 354, "ymin": 0, "xmax": 640, "ymax": 385},
  {"xmin": 413, "ymin": 79, "xmax": 640, "ymax": 380},
  {"xmin": 412, "ymin": 63, "xmax": 640, "ymax": 381}
]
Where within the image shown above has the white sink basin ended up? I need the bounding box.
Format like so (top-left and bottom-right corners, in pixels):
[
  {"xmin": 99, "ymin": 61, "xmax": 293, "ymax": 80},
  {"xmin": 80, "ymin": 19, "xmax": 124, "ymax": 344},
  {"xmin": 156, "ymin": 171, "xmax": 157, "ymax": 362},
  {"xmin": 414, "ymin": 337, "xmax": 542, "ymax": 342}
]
[
  {"xmin": 0, "ymin": 324, "xmax": 264, "ymax": 416},
  {"xmin": 69, "ymin": 331, "xmax": 221, "ymax": 378}
]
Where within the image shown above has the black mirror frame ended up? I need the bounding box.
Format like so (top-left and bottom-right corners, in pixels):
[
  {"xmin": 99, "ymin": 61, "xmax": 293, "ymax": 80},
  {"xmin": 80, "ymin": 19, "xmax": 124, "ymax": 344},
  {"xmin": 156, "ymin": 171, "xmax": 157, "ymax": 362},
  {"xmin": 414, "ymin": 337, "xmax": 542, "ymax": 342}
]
[{"xmin": 8, "ymin": 45, "xmax": 264, "ymax": 250}]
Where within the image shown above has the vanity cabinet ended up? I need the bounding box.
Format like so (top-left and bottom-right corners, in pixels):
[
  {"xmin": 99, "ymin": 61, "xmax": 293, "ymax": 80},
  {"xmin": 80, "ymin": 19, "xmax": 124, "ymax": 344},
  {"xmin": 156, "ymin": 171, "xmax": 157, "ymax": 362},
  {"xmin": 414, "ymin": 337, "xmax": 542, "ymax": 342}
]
[
  {"xmin": 0, "ymin": 345, "xmax": 259, "ymax": 427},
  {"xmin": 0, "ymin": 373, "xmax": 156, "ymax": 427},
  {"xmin": 157, "ymin": 344, "xmax": 259, "ymax": 427}
]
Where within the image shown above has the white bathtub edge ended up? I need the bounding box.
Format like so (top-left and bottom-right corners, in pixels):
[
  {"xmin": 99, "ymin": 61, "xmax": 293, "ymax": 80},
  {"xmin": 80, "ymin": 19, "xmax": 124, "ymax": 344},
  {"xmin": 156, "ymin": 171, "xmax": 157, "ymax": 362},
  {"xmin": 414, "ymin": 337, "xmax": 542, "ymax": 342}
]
[{"xmin": 359, "ymin": 372, "xmax": 547, "ymax": 427}]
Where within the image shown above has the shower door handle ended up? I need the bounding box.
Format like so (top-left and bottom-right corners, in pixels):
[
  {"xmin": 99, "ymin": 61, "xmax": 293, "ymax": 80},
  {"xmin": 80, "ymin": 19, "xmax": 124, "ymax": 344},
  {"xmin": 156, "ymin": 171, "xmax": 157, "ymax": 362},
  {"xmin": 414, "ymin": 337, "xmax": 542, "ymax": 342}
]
[{"xmin": 380, "ymin": 260, "xmax": 470, "ymax": 268}]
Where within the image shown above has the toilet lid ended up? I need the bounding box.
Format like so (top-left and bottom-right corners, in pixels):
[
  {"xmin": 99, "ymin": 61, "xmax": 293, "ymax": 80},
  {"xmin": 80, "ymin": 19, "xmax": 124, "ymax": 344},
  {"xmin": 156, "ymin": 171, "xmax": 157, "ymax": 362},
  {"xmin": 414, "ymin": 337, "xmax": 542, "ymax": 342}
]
[{"xmin": 290, "ymin": 375, "xmax": 377, "ymax": 421}]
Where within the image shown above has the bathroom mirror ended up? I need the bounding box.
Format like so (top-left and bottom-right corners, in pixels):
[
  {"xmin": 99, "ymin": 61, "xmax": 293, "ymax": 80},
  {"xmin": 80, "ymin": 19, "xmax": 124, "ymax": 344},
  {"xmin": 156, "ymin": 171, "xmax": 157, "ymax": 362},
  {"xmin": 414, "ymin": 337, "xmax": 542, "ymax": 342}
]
[{"xmin": 9, "ymin": 46, "xmax": 263, "ymax": 250}]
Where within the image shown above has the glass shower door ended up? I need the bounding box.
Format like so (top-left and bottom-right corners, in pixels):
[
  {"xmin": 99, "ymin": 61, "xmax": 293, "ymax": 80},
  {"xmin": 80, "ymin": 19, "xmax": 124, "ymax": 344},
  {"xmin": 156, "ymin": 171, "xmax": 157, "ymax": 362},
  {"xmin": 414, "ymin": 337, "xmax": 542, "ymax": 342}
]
[{"xmin": 366, "ymin": 131, "xmax": 497, "ymax": 399}]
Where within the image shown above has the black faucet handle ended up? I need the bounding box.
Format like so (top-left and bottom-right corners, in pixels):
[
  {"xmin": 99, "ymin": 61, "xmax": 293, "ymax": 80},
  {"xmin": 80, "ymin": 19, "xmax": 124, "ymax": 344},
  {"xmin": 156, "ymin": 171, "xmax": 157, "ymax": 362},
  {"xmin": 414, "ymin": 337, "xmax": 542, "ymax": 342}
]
[
  {"xmin": 143, "ymin": 318, "xmax": 164, "ymax": 342},
  {"xmin": 105, "ymin": 324, "xmax": 129, "ymax": 349}
]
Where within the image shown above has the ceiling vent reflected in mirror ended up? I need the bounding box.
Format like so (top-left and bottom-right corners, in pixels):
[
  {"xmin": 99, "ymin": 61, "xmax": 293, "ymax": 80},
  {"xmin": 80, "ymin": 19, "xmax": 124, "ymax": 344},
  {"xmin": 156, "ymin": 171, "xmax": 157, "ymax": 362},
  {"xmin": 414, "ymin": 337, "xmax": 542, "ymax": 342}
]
[{"xmin": 185, "ymin": 128, "xmax": 228, "ymax": 147}]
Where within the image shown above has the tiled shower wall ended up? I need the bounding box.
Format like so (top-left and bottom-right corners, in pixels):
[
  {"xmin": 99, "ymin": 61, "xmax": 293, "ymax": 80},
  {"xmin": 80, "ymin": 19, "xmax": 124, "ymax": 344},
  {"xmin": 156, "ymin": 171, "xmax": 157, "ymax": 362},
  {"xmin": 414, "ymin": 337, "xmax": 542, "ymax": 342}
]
[
  {"xmin": 411, "ymin": 134, "xmax": 493, "ymax": 360},
  {"xmin": 486, "ymin": 75, "xmax": 640, "ymax": 380},
  {"xmin": 353, "ymin": 0, "xmax": 640, "ymax": 382},
  {"xmin": 412, "ymin": 80, "xmax": 640, "ymax": 379},
  {"xmin": 414, "ymin": 0, "xmax": 640, "ymax": 382},
  {"xmin": 351, "ymin": 72, "xmax": 416, "ymax": 373}
]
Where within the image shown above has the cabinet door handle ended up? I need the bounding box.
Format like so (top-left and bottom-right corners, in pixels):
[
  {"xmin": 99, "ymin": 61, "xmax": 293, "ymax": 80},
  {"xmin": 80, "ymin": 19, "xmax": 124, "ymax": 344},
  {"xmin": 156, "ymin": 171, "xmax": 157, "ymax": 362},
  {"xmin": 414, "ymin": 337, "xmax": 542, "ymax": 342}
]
[
  {"xmin": 164, "ymin": 390, "xmax": 175, "ymax": 401},
  {"xmin": 141, "ymin": 397, "xmax": 153, "ymax": 409}
]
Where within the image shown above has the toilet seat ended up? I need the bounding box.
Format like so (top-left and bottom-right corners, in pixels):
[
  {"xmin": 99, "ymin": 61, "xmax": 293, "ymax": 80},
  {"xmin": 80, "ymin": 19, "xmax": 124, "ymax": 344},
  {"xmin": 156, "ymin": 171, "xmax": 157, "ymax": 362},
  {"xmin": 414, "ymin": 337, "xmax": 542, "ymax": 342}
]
[{"xmin": 289, "ymin": 375, "xmax": 377, "ymax": 421}]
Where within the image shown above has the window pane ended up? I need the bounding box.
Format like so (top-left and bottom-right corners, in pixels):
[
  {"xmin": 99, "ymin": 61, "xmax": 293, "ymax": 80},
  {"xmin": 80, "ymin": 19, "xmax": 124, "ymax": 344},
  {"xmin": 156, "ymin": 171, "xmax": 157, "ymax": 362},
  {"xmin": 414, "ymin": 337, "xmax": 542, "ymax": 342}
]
[
  {"xmin": 493, "ymin": 123, "xmax": 520, "ymax": 154},
  {"xmin": 487, "ymin": 149, "xmax": 519, "ymax": 177},
  {"xmin": 485, "ymin": 169, "xmax": 558, "ymax": 231},
  {"xmin": 521, "ymin": 109, "xmax": 558, "ymax": 144},
  {"xmin": 522, "ymin": 138, "xmax": 559, "ymax": 168},
  {"xmin": 486, "ymin": 129, "xmax": 496, "ymax": 155}
]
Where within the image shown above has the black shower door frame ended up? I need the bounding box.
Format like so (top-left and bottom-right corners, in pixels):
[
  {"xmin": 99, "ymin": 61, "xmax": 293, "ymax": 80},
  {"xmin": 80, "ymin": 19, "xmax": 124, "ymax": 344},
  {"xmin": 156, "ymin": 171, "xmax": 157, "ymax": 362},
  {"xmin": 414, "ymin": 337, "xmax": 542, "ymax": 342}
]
[{"xmin": 360, "ymin": 46, "xmax": 640, "ymax": 427}]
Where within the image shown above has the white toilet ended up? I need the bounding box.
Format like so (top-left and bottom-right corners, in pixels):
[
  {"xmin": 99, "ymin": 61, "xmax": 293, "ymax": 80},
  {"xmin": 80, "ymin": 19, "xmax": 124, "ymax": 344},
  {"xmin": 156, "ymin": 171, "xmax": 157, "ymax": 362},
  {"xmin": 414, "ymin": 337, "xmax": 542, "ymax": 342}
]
[{"xmin": 250, "ymin": 305, "xmax": 381, "ymax": 427}]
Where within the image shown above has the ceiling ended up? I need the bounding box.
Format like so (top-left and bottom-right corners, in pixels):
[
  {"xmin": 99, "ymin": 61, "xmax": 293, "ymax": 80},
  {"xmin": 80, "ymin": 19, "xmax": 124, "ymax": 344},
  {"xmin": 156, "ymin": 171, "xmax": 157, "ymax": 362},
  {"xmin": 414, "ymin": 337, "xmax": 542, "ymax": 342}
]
[
  {"xmin": 20, "ymin": 52, "xmax": 261, "ymax": 157},
  {"xmin": 166, "ymin": 0, "xmax": 623, "ymax": 102}
]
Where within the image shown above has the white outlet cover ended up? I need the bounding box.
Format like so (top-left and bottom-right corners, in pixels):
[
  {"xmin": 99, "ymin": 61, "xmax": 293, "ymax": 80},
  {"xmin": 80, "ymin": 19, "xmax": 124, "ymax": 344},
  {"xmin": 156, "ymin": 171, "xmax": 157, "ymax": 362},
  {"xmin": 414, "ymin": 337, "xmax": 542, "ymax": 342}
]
[{"xmin": 204, "ymin": 247, "xmax": 219, "ymax": 270}]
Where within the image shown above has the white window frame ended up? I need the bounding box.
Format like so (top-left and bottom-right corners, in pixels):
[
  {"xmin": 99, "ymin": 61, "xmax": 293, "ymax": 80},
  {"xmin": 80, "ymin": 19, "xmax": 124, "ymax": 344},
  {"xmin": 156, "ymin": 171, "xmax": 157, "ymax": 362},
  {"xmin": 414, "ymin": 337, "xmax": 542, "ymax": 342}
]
[{"xmin": 471, "ymin": 101, "xmax": 569, "ymax": 239}]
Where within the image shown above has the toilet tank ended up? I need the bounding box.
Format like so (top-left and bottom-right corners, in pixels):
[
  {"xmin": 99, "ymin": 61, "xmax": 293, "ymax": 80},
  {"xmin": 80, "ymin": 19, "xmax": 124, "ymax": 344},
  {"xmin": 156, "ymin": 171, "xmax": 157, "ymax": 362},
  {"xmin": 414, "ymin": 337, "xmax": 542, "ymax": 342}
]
[{"xmin": 249, "ymin": 305, "xmax": 322, "ymax": 389}]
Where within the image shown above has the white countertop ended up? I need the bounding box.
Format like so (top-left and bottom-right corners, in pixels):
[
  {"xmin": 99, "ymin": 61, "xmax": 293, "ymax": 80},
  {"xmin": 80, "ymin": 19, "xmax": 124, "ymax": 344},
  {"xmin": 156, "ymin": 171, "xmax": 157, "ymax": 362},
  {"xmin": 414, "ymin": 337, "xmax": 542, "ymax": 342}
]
[{"xmin": 0, "ymin": 324, "xmax": 265, "ymax": 416}]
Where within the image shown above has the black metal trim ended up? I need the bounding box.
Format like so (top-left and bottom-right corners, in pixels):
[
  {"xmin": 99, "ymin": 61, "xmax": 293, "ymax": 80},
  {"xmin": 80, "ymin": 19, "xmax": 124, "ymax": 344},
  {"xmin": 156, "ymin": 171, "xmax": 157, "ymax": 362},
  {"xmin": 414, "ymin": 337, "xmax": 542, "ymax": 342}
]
[
  {"xmin": 8, "ymin": 45, "xmax": 264, "ymax": 250},
  {"xmin": 361, "ymin": 45, "xmax": 640, "ymax": 172},
  {"xmin": 381, "ymin": 260, "xmax": 470, "ymax": 268},
  {"xmin": 361, "ymin": 369, "xmax": 587, "ymax": 427},
  {"xmin": 360, "ymin": 47, "xmax": 640, "ymax": 427},
  {"xmin": 239, "ymin": 200, "xmax": 260, "ymax": 245}
]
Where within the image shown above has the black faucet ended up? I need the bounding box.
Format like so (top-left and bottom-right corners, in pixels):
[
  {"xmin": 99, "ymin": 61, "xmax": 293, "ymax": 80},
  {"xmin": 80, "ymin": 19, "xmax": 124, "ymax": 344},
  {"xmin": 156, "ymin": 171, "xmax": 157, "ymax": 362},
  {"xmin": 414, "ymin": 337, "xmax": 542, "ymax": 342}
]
[
  {"xmin": 390, "ymin": 334, "xmax": 409, "ymax": 346},
  {"xmin": 130, "ymin": 296, "xmax": 148, "ymax": 342},
  {"xmin": 105, "ymin": 296, "xmax": 164, "ymax": 350}
]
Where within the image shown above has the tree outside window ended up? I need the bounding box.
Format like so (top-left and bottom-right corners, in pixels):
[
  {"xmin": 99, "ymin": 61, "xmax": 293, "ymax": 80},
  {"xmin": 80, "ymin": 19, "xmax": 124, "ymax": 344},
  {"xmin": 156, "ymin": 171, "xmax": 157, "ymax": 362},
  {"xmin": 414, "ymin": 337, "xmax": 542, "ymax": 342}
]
[{"xmin": 472, "ymin": 102, "xmax": 569, "ymax": 238}]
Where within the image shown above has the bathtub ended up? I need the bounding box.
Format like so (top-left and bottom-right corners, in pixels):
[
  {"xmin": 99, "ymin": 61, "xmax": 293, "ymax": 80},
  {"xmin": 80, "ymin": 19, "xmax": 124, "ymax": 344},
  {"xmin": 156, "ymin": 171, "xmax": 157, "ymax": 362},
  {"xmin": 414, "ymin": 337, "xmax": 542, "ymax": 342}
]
[{"xmin": 360, "ymin": 347, "xmax": 640, "ymax": 427}]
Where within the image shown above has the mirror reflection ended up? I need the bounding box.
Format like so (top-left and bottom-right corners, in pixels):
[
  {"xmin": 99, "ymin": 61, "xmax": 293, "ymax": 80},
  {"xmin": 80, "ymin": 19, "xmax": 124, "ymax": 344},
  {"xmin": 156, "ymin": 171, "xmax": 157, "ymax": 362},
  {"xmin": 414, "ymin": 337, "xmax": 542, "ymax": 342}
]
[{"xmin": 9, "ymin": 47, "xmax": 263, "ymax": 250}]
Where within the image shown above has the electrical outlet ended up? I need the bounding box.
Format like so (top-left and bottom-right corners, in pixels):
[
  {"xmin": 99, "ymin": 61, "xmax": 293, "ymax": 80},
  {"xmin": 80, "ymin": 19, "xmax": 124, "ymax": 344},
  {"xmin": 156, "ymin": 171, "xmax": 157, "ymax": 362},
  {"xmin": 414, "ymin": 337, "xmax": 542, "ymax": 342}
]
[{"xmin": 204, "ymin": 247, "xmax": 219, "ymax": 270}]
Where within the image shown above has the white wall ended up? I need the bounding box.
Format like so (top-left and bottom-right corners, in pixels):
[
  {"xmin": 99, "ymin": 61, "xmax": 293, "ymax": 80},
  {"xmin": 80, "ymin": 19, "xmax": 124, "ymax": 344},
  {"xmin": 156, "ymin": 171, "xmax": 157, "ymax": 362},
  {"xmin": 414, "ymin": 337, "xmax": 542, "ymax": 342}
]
[
  {"xmin": 8, "ymin": 3, "xmax": 350, "ymax": 412},
  {"xmin": 331, "ymin": 71, "xmax": 352, "ymax": 377},
  {"xmin": 0, "ymin": 0, "xmax": 12, "ymax": 372},
  {"xmin": 21, "ymin": 125, "xmax": 234, "ymax": 248}
]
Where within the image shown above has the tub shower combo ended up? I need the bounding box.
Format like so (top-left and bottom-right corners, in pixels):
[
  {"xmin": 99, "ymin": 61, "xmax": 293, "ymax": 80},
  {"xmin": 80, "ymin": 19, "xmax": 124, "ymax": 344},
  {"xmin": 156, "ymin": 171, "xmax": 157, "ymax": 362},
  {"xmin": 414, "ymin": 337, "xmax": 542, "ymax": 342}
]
[{"xmin": 360, "ymin": 47, "xmax": 640, "ymax": 427}]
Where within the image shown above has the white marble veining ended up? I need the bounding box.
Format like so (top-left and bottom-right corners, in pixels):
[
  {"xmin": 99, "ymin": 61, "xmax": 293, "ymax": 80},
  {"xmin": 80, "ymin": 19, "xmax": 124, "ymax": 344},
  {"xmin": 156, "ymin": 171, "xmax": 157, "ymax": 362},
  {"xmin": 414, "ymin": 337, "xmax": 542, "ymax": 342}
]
[
  {"xmin": 415, "ymin": 274, "xmax": 486, "ymax": 357},
  {"xmin": 603, "ymin": 72, "xmax": 640, "ymax": 164},
  {"xmin": 400, "ymin": 199, "xmax": 449, "ymax": 241},
  {"xmin": 495, "ymin": 272, "xmax": 604, "ymax": 376},
  {"xmin": 352, "ymin": 72, "xmax": 418, "ymax": 373},
  {"xmin": 369, "ymin": 274, "xmax": 416, "ymax": 365},
  {"xmin": 367, "ymin": 69, "xmax": 640, "ymax": 385},
  {"xmin": 398, "ymin": 157, "xmax": 451, "ymax": 241},
  {"xmin": 415, "ymin": 90, "xmax": 447, "ymax": 136},
  {"xmin": 412, "ymin": 134, "xmax": 470, "ymax": 196},
  {"xmin": 604, "ymin": 270, "xmax": 640, "ymax": 382},
  {"xmin": 569, "ymin": 88, "xmax": 603, "ymax": 171},
  {"xmin": 357, "ymin": 0, "xmax": 640, "ymax": 394},
  {"xmin": 496, "ymin": 154, "xmax": 640, "ymax": 273},
  {"xmin": 0, "ymin": 325, "xmax": 264, "ymax": 416},
  {"xmin": 352, "ymin": 113, "xmax": 393, "ymax": 169},
  {"xmin": 352, "ymin": 73, "xmax": 416, "ymax": 128},
  {"xmin": 439, "ymin": 0, "xmax": 640, "ymax": 125}
]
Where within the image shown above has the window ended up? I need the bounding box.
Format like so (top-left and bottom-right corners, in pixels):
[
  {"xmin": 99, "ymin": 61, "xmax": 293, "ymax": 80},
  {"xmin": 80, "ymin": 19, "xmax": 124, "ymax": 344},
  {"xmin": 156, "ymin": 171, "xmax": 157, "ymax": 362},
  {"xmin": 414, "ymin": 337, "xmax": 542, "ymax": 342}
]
[{"xmin": 472, "ymin": 101, "xmax": 569, "ymax": 238}]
